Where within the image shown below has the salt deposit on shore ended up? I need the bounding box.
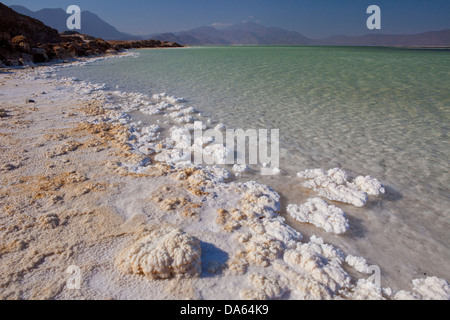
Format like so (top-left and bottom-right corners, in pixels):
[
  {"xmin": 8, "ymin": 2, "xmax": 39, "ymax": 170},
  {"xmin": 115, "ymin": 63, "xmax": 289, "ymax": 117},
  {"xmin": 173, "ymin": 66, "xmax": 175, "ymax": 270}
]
[
  {"xmin": 287, "ymin": 198, "xmax": 349, "ymax": 235},
  {"xmin": 0, "ymin": 57, "xmax": 448, "ymax": 300},
  {"xmin": 296, "ymin": 168, "xmax": 385, "ymax": 207}
]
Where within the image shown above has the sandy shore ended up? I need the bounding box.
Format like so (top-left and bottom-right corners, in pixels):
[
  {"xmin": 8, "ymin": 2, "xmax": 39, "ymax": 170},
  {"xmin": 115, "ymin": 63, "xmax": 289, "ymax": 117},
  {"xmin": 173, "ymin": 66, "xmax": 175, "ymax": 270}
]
[
  {"xmin": 0, "ymin": 61, "xmax": 448, "ymax": 300},
  {"xmin": 0, "ymin": 65, "xmax": 207, "ymax": 299}
]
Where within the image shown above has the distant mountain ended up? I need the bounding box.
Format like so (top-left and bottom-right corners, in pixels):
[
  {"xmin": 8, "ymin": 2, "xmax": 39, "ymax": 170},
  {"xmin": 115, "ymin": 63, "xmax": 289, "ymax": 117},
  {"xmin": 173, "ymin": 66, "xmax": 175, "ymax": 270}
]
[
  {"xmin": 151, "ymin": 22, "xmax": 450, "ymax": 47},
  {"xmin": 150, "ymin": 21, "xmax": 311, "ymax": 45},
  {"xmin": 149, "ymin": 22, "xmax": 450, "ymax": 47},
  {"xmin": 9, "ymin": 5, "xmax": 141, "ymax": 40},
  {"xmin": 312, "ymin": 29, "xmax": 450, "ymax": 47},
  {"xmin": 223, "ymin": 22, "xmax": 310, "ymax": 45},
  {"xmin": 8, "ymin": 5, "xmax": 450, "ymax": 47}
]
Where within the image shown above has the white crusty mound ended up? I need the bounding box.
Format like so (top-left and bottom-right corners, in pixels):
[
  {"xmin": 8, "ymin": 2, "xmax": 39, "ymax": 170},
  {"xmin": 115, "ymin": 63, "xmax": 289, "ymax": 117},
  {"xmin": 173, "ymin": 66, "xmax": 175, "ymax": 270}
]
[
  {"xmin": 233, "ymin": 164, "xmax": 250, "ymax": 177},
  {"xmin": 240, "ymin": 274, "xmax": 288, "ymax": 300},
  {"xmin": 282, "ymin": 235, "xmax": 350, "ymax": 299},
  {"xmin": 353, "ymin": 175, "xmax": 386, "ymax": 196},
  {"xmin": 262, "ymin": 217, "xmax": 303, "ymax": 246},
  {"xmin": 394, "ymin": 277, "xmax": 450, "ymax": 300},
  {"xmin": 345, "ymin": 255, "xmax": 371, "ymax": 274},
  {"xmin": 297, "ymin": 168, "xmax": 385, "ymax": 207},
  {"xmin": 237, "ymin": 181, "xmax": 281, "ymax": 219},
  {"xmin": 117, "ymin": 226, "xmax": 202, "ymax": 279},
  {"xmin": 287, "ymin": 198, "xmax": 349, "ymax": 235},
  {"xmin": 411, "ymin": 277, "xmax": 450, "ymax": 300},
  {"xmin": 152, "ymin": 92, "xmax": 185, "ymax": 104},
  {"xmin": 341, "ymin": 279, "xmax": 387, "ymax": 300},
  {"xmin": 155, "ymin": 125, "xmax": 233, "ymax": 165},
  {"xmin": 297, "ymin": 168, "xmax": 367, "ymax": 207}
]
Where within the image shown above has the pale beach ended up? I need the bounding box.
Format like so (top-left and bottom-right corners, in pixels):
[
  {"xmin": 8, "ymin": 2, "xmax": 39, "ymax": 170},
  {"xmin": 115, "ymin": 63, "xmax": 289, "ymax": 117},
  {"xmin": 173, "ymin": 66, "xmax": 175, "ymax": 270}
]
[
  {"xmin": 1, "ymin": 1, "xmax": 449, "ymax": 302},
  {"xmin": 0, "ymin": 51, "xmax": 448, "ymax": 299}
]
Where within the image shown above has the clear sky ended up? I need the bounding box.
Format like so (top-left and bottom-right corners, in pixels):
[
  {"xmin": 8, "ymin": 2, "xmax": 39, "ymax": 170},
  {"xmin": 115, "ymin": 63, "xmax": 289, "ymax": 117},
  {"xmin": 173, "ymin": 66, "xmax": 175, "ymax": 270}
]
[{"xmin": 3, "ymin": 0, "xmax": 450, "ymax": 38}]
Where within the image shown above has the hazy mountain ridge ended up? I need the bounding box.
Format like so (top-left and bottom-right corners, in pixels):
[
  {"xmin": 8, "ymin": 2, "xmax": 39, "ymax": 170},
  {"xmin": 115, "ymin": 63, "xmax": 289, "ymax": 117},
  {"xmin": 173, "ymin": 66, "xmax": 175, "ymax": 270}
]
[
  {"xmin": 8, "ymin": 5, "xmax": 450, "ymax": 46},
  {"xmin": 149, "ymin": 22, "xmax": 311, "ymax": 45},
  {"xmin": 9, "ymin": 5, "xmax": 141, "ymax": 41},
  {"xmin": 145, "ymin": 22, "xmax": 450, "ymax": 47}
]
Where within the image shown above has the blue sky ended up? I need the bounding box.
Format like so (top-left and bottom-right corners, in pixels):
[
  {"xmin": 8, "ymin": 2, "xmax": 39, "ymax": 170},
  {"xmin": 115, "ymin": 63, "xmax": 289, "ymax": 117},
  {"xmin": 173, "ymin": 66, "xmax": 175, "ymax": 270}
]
[{"xmin": 3, "ymin": 0, "xmax": 450, "ymax": 38}]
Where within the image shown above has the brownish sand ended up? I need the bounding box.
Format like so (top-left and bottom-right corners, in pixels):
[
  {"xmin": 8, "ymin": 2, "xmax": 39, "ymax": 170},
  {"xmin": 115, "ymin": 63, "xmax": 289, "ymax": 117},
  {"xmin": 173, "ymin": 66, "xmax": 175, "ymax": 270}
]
[
  {"xmin": 0, "ymin": 69, "xmax": 203, "ymax": 299},
  {"xmin": 1, "ymin": 65, "xmax": 448, "ymax": 301}
]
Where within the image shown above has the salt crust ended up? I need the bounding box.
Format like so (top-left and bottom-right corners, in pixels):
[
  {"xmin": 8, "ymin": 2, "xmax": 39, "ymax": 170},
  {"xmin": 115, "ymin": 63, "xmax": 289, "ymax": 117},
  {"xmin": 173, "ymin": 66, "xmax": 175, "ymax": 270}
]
[
  {"xmin": 117, "ymin": 225, "xmax": 201, "ymax": 279},
  {"xmin": 26, "ymin": 58, "xmax": 448, "ymax": 300},
  {"xmin": 287, "ymin": 198, "xmax": 349, "ymax": 234},
  {"xmin": 297, "ymin": 168, "xmax": 385, "ymax": 207},
  {"xmin": 345, "ymin": 255, "xmax": 371, "ymax": 274}
]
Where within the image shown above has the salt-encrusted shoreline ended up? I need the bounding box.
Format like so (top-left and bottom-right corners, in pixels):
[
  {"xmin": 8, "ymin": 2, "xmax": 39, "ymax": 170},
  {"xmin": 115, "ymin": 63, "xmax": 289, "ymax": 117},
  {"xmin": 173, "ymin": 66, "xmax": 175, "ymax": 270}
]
[{"xmin": 0, "ymin": 57, "xmax": 449, "ymax": 300}]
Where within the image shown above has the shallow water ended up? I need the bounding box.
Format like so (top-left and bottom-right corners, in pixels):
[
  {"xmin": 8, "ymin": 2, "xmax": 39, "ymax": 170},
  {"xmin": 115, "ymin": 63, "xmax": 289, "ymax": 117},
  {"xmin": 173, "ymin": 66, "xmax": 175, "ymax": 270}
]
[{"xmin": 57, "ymin": 46, "xmax": 450, "ymax": 290}]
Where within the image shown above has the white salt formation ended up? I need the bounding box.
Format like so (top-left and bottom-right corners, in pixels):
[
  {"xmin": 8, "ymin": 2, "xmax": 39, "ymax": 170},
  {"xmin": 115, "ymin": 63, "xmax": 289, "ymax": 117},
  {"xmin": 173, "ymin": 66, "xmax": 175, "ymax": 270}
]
[
  {"xmin": 236, "ymin": 181, "xmax": 280, "ymax": 219},
  {"xmin": 117, "ymin": 226, "xmax": 202, "ymax": 279},
  {"xmin": 13, "ymin": 58, "xmax": 447, "ymax": 300},
  {"xmin": 410, "ymin": 277, "xmax": 450, "ymax": 300},
  {"xmin": 232, "ymin": 164, "xmax": 250, "ymax": 176},
  {"xmin": 152, "ymin": 93, "xmax": 185, "ymax": 104},
  {"xmin": 345, "ymin": 255, "xmax": 371, "ymax": 274},
  {"xmin": 282, "ymin": 235, "xmax": 350, "ymax": 299},
  {"xmin": 240, "ymin": 274, "xmax": 288, "ymax": 300},
  {"xmin": 353, "ymin": 175, "xmax": 386, "ymax": 196},
  {"xmin": 262, "ymin": 217, "xmax": 303, "ymax": 246},
  {"xmin": 155, "ymin": 125, "xmax": 233, "ymax": 165},
  {"xmin": 394, "ymin": 277, "xmax": 450, "ymax": 300},
  {"xmin": 341, "ymin": 279, "xmax": 387, "ymax": 300},
  {"xmin": 297, "ymin": 168, "xmax": 385, "ymax": 207},
  {"xmin": 287, "ymin": 198, "xmax": 349, "ymax": 234},
  {"xmin": 242, "ymin": 234, "xmax": 285, "ymax": 267},
  {"xmin": 202, "ymin": 143, "xmax": 234, "ymax": 164}
]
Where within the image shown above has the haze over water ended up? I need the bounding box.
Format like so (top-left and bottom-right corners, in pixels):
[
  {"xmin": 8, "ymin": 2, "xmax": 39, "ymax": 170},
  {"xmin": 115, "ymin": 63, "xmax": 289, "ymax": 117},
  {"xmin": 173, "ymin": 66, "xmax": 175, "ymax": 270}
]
[{"xmin": 58, "ymin": 46, "xmax": 450, "ymax": 289}]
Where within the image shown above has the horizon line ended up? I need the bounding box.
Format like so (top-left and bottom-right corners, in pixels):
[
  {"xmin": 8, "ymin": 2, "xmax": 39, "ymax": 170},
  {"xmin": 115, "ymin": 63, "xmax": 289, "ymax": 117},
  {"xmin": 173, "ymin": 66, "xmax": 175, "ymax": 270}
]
[{"xmin": 8, "ymin": 4, "xmax": 450, "ymax": 40}]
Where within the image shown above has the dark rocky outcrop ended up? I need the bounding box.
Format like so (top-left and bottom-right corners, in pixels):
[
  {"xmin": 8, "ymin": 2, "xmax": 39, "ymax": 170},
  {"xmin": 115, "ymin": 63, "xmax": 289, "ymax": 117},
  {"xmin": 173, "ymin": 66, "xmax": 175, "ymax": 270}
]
[
  {"xmin": 108, "ymin": 39, "xmax": 183, "ymax": 50},
  {"xmin": 0, "ymin": 3, "xmax": 60, "ymax": 44},
  {"xmin": 0, "ymin": 3, "xmax": 182, "ymax": 67}
]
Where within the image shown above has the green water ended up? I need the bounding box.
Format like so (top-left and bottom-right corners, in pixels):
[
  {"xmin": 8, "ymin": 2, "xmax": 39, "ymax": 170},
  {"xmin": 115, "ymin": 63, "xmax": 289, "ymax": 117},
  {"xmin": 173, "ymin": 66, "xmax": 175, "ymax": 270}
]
[{"xmin": 59, "ymin": 46, "xmax": 450, "ymax": 289}]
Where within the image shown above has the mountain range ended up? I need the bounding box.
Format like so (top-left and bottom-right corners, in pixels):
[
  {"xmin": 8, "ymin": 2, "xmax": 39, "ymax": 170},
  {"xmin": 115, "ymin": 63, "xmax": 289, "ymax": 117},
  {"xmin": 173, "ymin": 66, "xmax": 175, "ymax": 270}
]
[
  {"xmin": 149, "ymin": 22, "xmax": 311, "ymax": 45},
  {"xmin": 150, "ymin": 23, "xmax": 450, "ymax": 46},
  {"xmin": 10, "ymin": 5, "xmax": 141, "ymax": 40},
  {"xmin": 9, "ymin": 5, "xmax": 450, "ymax": 47}
]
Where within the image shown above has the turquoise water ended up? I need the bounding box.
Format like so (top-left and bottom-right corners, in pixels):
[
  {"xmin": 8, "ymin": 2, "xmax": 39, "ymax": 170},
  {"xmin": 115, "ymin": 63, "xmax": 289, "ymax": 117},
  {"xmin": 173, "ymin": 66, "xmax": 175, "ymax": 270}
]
[{"xmin": 58, "ymin": 46, "xmax": 450, "ymax": 289}]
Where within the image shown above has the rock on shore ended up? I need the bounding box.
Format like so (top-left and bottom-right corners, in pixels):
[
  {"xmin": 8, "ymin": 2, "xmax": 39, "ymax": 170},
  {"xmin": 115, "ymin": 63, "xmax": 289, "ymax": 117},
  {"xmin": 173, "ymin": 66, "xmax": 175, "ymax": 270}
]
[{"xmin": 0, "ymin": 3, "xmax": 182, "ymax": 67}]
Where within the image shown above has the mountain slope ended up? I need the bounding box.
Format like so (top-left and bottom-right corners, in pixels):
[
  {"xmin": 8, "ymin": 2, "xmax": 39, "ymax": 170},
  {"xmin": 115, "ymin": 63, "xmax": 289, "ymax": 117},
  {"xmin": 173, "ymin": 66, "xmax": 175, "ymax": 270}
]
[
  {"xmin": 153, "ymin": 22, "xmax": 450, "ymax": 47},
  {"xmin": 0, "ymin": 3, "xmax": 60, "ymax": 44},
  {"xmin": 152, "ymin": 21, "xmax": 311, "ymax": 45},
  {"xmin": 223, "ymin": 21, "xmax": 310, "ymax": 45},
  {"xmin": 10, "ymin": 5, "xmax": 141, "ymax": 40}
]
